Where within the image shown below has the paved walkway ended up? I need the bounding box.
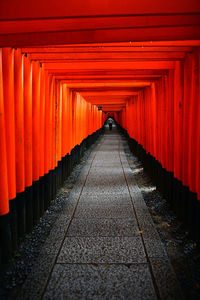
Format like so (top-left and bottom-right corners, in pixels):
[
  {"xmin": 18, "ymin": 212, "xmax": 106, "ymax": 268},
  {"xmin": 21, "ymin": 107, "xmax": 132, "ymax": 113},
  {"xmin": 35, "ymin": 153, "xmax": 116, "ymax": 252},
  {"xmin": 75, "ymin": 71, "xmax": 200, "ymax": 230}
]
[{"xmin": 18, "ymin": 126, "xmax": 183, "ymax": 300}]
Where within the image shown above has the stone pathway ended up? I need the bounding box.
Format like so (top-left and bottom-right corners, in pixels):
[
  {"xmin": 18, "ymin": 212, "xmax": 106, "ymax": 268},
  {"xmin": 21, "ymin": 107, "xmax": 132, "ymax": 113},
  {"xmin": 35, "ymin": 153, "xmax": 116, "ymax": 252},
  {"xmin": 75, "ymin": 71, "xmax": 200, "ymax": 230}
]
[{"xmin": 18, "ymin": 126, "xmax": 184, "ymax": 300}]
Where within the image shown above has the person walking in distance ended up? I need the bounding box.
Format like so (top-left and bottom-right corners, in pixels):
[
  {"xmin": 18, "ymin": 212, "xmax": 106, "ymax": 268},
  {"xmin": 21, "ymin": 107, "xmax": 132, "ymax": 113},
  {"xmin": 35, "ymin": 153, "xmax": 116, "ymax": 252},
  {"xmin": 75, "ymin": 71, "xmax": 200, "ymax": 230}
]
[{"xmin": 108, "ymin": 117, "xmax": 113, "ymax": 131}]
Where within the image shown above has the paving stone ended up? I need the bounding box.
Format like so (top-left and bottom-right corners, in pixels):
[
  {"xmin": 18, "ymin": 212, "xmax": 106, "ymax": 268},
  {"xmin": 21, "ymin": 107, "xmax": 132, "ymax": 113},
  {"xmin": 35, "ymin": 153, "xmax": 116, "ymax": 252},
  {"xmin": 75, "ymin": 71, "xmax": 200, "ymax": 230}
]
[
  {"xmin": 134, "ymin": 206, "xmax": 155, "ymax": 227},
  {"xmin": 81, "ymin": 185, "xmax": 129, "ymax": 195},
  {"xmin": 43, "ymin": 263, "xmax": 157, "ymax": 300},
  {"xmin": 75, "ymin": 205, "xmax": 135, "ymax": 219},
  {"xmin": 88, "ymin": 168, "xmax": 124, "ymax": 177},
  {"xmin": 67, "ymin": 218, "xmax": 139, "ymax": 237},
  {"xmin": 78, "ymin": 193, "xmax": 132, "ymax": 206},
  {"xmin": 57, "ymin": 236, "xmax": 146, "ymax": 263},
  {"xmin": 142, "ymin": 236, "xmax": 168, "ymax": 259},
  {"xmin": 86, "ymin": 173, "xmax": 124, "ymax": 182},
  {"xmin": 85, "ymin": 178, "xmax": 126, "ymax": 188},
  {"xmin": 150, "ymin": 257, "xmax": 184, "ymax": 300},
  {"xmin": 91, "ymin": 164, "xmax": 122, "ymax": 169}
]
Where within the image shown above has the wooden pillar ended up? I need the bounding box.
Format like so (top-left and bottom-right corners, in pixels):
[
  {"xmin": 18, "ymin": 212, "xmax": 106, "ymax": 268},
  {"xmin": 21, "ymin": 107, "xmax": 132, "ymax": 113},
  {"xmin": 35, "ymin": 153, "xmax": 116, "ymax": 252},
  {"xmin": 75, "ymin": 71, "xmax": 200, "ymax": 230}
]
[
  {"xmin": 24, "ymin": 53, "xmax": 33, "ymax": 232},
  {"xmin": 2, "ymin": 47, "xmax": 17, "ymax": 250},
  {"xmin": 32, "ymin": 60, "xmax": 41, "ymax": 222},
  {"xmin": 14, "ymin": 48, "xmax": 25, "ymax": 237},
  {"xmin": 0, "ymin": 48, "xmax": 11, "ymax": 263}
]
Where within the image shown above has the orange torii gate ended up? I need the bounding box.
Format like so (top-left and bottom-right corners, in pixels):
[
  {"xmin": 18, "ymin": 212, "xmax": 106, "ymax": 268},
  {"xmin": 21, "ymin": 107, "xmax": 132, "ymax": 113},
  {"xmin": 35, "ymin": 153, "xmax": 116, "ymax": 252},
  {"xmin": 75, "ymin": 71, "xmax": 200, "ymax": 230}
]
[{"xmin": 0, "ymin": 0, "xmax": 200, "ymax": 264}]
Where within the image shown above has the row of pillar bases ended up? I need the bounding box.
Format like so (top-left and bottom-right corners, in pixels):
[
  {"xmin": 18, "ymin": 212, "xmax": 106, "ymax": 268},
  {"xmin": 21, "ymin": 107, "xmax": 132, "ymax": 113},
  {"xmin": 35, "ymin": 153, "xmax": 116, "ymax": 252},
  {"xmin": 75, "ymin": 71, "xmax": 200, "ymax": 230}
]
[
  {"xmin": 0, "ymin": 128, "xmax": 103, "ymax": 266},
  {"xmin": 118, "ymin": 124, "xmax": 200, "ymax": 247}
]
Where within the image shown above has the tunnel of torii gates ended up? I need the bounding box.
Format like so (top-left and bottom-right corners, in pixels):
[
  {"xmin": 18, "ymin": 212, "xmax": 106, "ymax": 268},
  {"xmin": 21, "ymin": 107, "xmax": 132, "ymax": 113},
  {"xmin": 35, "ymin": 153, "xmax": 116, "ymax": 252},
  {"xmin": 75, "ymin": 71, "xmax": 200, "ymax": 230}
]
[{"xmin": 0, "ymin": 0, "xmax": 200, "ymax": 263}]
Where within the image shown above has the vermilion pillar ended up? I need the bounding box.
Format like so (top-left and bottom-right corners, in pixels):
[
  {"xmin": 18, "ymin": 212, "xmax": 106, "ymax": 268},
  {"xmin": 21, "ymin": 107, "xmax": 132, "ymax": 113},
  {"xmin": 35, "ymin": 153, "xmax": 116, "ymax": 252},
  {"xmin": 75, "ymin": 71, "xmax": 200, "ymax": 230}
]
[
  {"xmin": 14, "ymin": 49, "xmax": 25, "ymax": 194},
  {"xmin": 55, "ymin": 80, "xmax": 62, "ymax": 164},
  {"xmin": 44, "ymin": 71, "xmax": 52, "ymax": 205},
  {"xmin": 24, "ymin": 53, "xmax": 33, "ymax": 232},
  {"xmin": 24, "ymin": 55, "xmax": 32, "ymax": 188},
  {"xmin": 0, "ymin": 48, "xmax": 9, "ymax": 216},
  {"xmin": 196, "ymin": 49, "xmax": 200, "ymax": 201},
  {"xmin": 14, "ymin": 48, "xmax": 26, "ymax": 237},
  {"xmin": 174, "ymin": 61, "xmax": 184, "ymax": 182},
  {"xmin": 40, "ymin": 64, "xmax": 45, "ymax": 179},
  {"xmin": 61, "ymin": 84, "xmax": 67, "ymax": 158},
  {"xmin": 44, "ymin": 72, "xmax": 50, "ymax": 175},
  {"xmin": 2, "ymin": 47, "xmax": 18, "ymax": 249},
  {"xmin": 2, "ymin": 48, "xmax": 16, "ymax": 201},
  {"xmin": 32, "ymin": 61, "xmax": 41, "ymax": 182},
  {"xmin": 51, "ymin": 77, "xmax": 56, "ymax": 171},
  {"xmin": 32, "ymin": 60, "xmax": 41, "ymax": 222},
  {"xmin": 0, "ymin": 48, "xmax": 11, "ymax": 262},
  {"xmin": 68, "ymin": 89, "xmax": 73, "ymax": 154},
  {"xmin": 39, "ymin": 63, "xmax": 45, "ymax": 214}
]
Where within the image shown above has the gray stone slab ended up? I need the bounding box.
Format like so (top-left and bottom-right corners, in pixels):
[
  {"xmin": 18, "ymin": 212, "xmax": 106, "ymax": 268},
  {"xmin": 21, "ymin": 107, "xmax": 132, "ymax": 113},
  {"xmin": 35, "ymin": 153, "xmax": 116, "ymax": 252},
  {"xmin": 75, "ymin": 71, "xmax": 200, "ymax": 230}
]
[
  {"xmin": 85, "ymin": 178, "xmax": 126, "ymax": 188},
  {"xmin": 86, "ymin": 173, "xmax": 124, "ymax": 182},
  {"xmin": 81, "ymin": 185, "xmax": 129, "ymax": 195},
  {"xmin": 150, "ymin": 257, "xmax": 184, "ymax": 300},
  {"xmin": 134, "ymin": 206, "xmax": 155, "ymax": 227},
  {"xmin": 142, "ymin": 236, "xmax": 168, "ymax": 259},
  {"xmin": 57, "ymin": 236, "xmax": 146, "ymax": 263},
  {"xmin": 92, "ymin": 162, "xmax": 121, "ymax": 167},
  {"xmin": 78, "ymin": 193, "xmax": 132, "ymax": 206},
  {"xmin": 89, "ymin": 167, "xmax": 122, "ymax": 175},
  {"xmin": 43, "ymin": 263, "xmax": 157, "ymax": 300},
  {"xmin": 74, "ymin": 205, "xmax": 135, "ymax": 219},
  {"xmin": 67, "ymin": 218, "xmax": 139, "ymax": 237}
]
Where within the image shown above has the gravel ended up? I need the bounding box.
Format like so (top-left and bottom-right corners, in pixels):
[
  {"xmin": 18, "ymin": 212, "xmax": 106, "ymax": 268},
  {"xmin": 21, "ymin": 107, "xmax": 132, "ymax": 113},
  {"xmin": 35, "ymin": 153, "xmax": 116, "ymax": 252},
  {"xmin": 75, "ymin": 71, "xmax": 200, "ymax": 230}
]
[
  {"xmin": 123, "ymin": 138, "xmax": 200, "ymax": 300},
  {"xmin": 0, "ymin": 137, "xmax": 102, "ymax": 300}
]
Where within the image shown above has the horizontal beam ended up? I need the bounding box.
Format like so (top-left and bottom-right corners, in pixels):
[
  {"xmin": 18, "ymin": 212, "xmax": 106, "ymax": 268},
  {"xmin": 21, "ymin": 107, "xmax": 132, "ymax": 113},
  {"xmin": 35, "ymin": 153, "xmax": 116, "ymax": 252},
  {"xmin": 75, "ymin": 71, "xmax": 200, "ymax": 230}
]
[
  {"xmin": 80, "ymin": 90, "xmax": 139, "ymax": 96},
  {"xmin": 83, "ymin": 97, "xmax": 130, "ymax": 102},
  {"xmin": 50, "ymin": 69, "xmax": 169, "ymax": 76},
  {"xmin": 1, "ymin": 25, "xmax": 199, "ymax": 47},
  {"xmin": 1, "ymin": 14, "xmax": 199, "ymax": 35},
  {"xmin": 22, "ymin": 46, "xmax": 194, "ymax": 53},
  {"xmin": 65, "ymin": 82, "xmax": 151, "ymax": 88},
  {"xmin": 29, "ymin": 52, "xmax": 186, "ymax": 61},
  {"xmin": 53, "ymin": 76, "xmax": 162, "ymax": 83},
  {"xmin": 84, "ymin": 101, "xmax": 128, "ymax": 104},
  {"xmin": 1, "ymin": 0, "xmax": 200, "ymax": 19},
  {"xmin": 44, "ymin": 61, "xmax": 175, "ymax": 70}
]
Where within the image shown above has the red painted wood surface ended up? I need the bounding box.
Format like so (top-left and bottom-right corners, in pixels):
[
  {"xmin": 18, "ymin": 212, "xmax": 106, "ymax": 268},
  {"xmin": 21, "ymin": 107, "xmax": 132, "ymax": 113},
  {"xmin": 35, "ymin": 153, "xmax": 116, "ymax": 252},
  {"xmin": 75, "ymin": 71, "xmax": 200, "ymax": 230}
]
[
  {"xmin": 14, "ymin": 49, "xmax": 25, "ymax": 193},
  {"xmin": 24, "ymin": 54, "xmax": 33, "ymax": 187},
  {"xmin": 0, "ymin": 3, "xmax": 200, "ymax": 215},
  {"xmin": 0, "ymin": 49, "xmax": 9, "ymax": 215},
  {"xmin": 2, "ymin": 48, "xmax": 16, "ymax": 200},
  {"xmin": 32, "ymin": 61, "xmax": 41, "ymax": 181}
]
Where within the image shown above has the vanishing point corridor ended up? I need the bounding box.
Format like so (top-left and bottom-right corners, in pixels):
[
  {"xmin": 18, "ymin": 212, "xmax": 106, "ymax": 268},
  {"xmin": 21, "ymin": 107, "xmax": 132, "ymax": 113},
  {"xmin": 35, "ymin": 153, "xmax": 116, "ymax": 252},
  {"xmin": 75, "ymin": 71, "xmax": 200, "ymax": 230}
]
[
  {"xmin": 1, "ymin": 1, "xmax": 200, "ymax": 299},
  {"xmin": 17, "ymin": 126, "xmax": 183, "ymax": 299}
]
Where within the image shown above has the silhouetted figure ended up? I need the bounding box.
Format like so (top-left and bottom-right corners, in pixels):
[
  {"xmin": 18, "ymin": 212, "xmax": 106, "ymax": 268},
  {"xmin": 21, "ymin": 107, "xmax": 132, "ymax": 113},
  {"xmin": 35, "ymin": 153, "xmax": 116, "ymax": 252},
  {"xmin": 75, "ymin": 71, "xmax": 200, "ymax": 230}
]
[{"xmin": 108, "ymin": 118, "xmax": 113, "ymax": 131}]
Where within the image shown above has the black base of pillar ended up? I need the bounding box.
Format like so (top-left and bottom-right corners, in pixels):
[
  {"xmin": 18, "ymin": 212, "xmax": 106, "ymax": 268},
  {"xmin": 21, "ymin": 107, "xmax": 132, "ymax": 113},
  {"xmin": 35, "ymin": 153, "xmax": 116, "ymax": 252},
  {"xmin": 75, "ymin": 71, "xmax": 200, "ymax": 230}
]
[
  {"xmin": 0, "ymin": 213, "xmax": 12, "ymax": 264},
  {"xmin": 44, "ymin": 173, "xmax": 51, "ymax": 210},
  {"xmin": 9, "ymin": 199, "xmax": 18, "ymax": 251},
  {"xmin": 16, "ymin": 191, "xmax": 26, "ymax": 238},
  {"xmin": 32, "ymin": 180, "xmax": 40, "ymax": 224},
  {"xmin": 39, "ymin": 176, "xmax": 45, "ymax": 217},
  {"xmin": 25, "ymin": 185, "xmax": 33, "ymax": 233}
]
